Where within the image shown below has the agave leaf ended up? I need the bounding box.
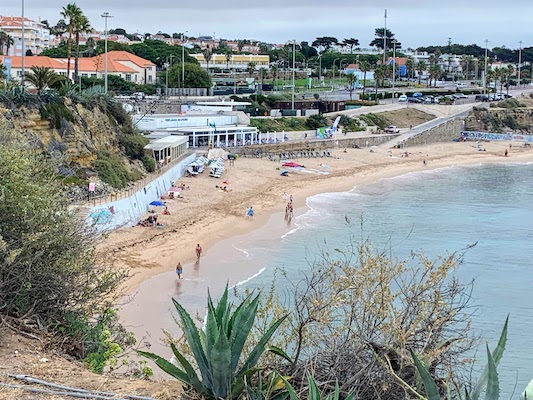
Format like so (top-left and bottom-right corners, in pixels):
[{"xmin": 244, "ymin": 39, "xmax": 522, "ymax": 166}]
[
  {"xmin": 172, "ymin": 298, "xmax": 212, "ymax": 387},
  {"xmin": 485, "ymin": 345, "xmax": 500, "ymax": 400},
  {"xmin": 280, "ymin": 375, "xmax": 299, "ymax": 400},
  {"xmin": 266, "ymin": 346, "xmax": 293, "ymax": 363},
  {"xmin": 210, "ymin": 328, "xmax": 232, "ymax": 398},
  {"xmin": 214, "ymin": 285, "xmax": 229, "ymax": 325},
  {"xmin": 230, "ymin": 294, "xmax": 261, "ymax": 371},
  {"xmin": 238, "ymin": 314, "xmax": 288, "ymax": 376},
  {"xmin": 307, "ymin": 373, "xmax": 321, "ymax": 400},
  {"xmin": 205, "ymin": 292, "xmax": 219, "ymax": 363},
  {"xmin": 170, "ymin": 343, "xmax": 207, "ymax": 396},
  {"xmin": 136, "ymin": 350, "xmax": 191, "ymax": 383},
  {"xmin": 230, "ymin": 368, "xmax": 264, "ymax": 399},
  {"xmin": 521, "ymin": 378, "xmax": 533, "ymax": 399},
  {"xmin": 410, "ymin": 349, "xmax": 440, "ymax": 400},
  {"xmin": 471, "ymin": 315, "xmax": 509, "ymax": 400}
]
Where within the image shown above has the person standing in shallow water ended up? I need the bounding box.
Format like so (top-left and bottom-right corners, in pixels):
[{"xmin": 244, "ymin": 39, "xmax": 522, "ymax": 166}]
[
  {"xmin": 196, "ymin": 243, "xmax": 202, "ymax": 259},
  {"xmin": 176, "ymin": 262, "xmax": 183, "ymax": 279}
]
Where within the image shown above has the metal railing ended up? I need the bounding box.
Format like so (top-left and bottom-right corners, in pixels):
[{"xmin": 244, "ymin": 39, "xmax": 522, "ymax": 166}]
[{"xmin": 73, "ymin": 151, "xmax": 193, "ymax": 207}]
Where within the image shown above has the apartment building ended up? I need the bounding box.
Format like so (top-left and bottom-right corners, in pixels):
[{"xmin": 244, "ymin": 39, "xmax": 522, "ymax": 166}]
[
  {"xmin": 0, "ymin": 16, "xmax": 53, "ymax": 56},
  {"xmin": 190, "ymin": 53, "xmax": 269, "ymax": 71}
]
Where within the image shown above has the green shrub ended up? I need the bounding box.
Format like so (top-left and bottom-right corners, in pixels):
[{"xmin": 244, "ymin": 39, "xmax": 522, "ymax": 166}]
[
  {"xmin": 142, "ymin": 155, "xmax": 156, "ymax": 172},
  {"xmin": 95, "ymin": 151, "xmax": 134, "ymax": 189},
  {"xmin": 358, "ymin": 113, "xmax": 390, "ymax": 129},
  {"xmin": 119, "ymin": 134, "xmax": 149, "ymax": 160},
  {"xmin": 339, "ymin": 115, "xmax": 365, "ymax": 132},
  {"xmin": 305, "ymin": 114, "xmax": 328, "ymax": 130}
]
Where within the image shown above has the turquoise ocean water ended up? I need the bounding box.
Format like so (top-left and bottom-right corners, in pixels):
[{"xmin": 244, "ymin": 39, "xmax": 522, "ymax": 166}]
[{"xmin": 226, "ymin": 162, "xmax": 533, "ymax": 396}]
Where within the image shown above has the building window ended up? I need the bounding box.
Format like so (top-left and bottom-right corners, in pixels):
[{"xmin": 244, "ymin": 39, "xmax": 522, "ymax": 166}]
[
  {"xmin": 91, "ymin": 74, "xmax": 97, "ymax": 78},
  {"xmin": 17, "ymin": 71, "xmax": 22, "ymax": 77},
  {"xmin": 148, "ymin": 75, "xmax": 152, "ymax": 82},
  {"xmin": 59, "ymin": 72, "xmax": 66, "ymax": 76},
  {"xmin": 147, "ymin": 67, "xmax": 152, "ymax": 71},
  {"xmin": 125, "ymin": 74, "xmax": 131, "ymax": 81},
  {"xmin": 82, "ymin": 73, "xmax": 88, "ymax": 77}
]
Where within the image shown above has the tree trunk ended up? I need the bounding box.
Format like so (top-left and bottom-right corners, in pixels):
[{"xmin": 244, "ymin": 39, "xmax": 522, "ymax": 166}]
[
  {"xmin": 362, "ymin": 71, "xmax": 366, "ymax": 97},
  {"xmin": 74, "ymin": 32, "xmax": 80, "ymax": 83},
  {"xmin": 66, "ymin": 29, "xmax": 73, "ymax": 81}
]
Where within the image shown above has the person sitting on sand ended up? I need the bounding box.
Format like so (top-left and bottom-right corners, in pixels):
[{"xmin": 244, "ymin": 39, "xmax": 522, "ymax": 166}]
[
  {"xmin": 163, "ymin": 206, "xmax": 171, "ymax": 215},
  {"xmin": 176, "ymin": 262, "xmax": 183, "ymax": 279}
]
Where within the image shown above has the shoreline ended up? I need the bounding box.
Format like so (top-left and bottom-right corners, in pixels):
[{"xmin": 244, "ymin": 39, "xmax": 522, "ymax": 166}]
[
  {"xmin": 104, "ymin": 141, "xmax": 533, "ymax": 296},
  {"xmin": 111, "ymin": 141, "xmax": 533, "ymax": 365}
]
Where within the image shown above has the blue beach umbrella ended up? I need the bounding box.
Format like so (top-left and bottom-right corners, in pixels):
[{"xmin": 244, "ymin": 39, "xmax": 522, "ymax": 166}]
[{"xmin": 149, "ymin": 200, "xmax": 165, "ymax": 206}]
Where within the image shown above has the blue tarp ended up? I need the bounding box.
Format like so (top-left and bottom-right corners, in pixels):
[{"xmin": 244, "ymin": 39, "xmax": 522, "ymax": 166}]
[{"xmin": 149, "ymin": 200, "xmax": 165, "ymax": 206}]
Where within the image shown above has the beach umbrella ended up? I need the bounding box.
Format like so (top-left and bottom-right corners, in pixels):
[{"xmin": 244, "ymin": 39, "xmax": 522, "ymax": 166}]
[
  {"xmin": 168, "ymin": 187, "xmax": 181, "ymax": 192},
  {"xmin": 149, "ymin": 200, "xmax": 165, "ymax": 207}
]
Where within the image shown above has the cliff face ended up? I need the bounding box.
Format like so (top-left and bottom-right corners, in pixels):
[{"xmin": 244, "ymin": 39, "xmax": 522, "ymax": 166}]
[
  {"xmin": 0, "ymin": 99, "xmax": 126, "ymax": 172},
  {"xmin": 465, "ymin": 107, "xmax": 533, "ymax": 133}
]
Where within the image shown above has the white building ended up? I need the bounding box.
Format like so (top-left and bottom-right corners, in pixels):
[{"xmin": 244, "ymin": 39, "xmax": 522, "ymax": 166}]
[{"xmin": 0, "ymin": 15, "xmax": 54, "ymax": 56}]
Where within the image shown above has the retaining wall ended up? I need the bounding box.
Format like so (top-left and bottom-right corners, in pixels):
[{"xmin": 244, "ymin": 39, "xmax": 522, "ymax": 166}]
[
  {"xmin": 86, "ymin": 153, "xmax": 196, "ymax": 232},
  {"xmin": 402, "ymin": 117, "xmax": 465, "ymax": 147}
]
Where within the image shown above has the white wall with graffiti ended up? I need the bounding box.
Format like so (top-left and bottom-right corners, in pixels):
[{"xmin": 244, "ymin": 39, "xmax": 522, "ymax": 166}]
[
  {"xmin": 461, "ymin": 131, "xmax": 533, "ymax": 142},
  {"xmin": 86, "ymin": 153, "xmax": 196, "ymax": 232}
]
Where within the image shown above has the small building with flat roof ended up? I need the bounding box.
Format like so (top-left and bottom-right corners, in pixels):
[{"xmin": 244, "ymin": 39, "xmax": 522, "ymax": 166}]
[{"xmin": 144, "ymin": 135, "xmax": 189, "ymax": 167}]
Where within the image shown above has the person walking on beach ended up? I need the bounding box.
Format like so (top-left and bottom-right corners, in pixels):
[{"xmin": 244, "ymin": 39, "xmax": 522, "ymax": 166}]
[
  {"xmin": 505, "ymin": 149, "xmax": 508, "ymax": 157},
  {"xmin": 176, "ymin": 262, "xmax": 183, "ymax": 279},
  {"xmin": 289, "ymin": 194, "xmax": 293, "ymax": 204},
  {"xmin": 247, "ymin": 206, "xmax": 254, "ymax": 220},
  {"xmin": 282, "ymin": 192, "xmax": 287, "ymax": 202},
  {"xmin": 196, "ymin": 243, "xmax": 202, "ymax": 259}
]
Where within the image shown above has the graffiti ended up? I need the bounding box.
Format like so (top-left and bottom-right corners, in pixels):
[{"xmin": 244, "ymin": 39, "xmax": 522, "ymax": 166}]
[
  {"xmin": 461, "ymin": 131, "xmax": 533, "ymax": 143},
  {"xmin": 89, "ymin": 208, "xmax": 113, "ymax": 225}
]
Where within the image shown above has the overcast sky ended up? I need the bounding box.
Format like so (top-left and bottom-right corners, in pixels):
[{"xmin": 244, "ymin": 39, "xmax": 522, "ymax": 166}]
[{"xmin": 4, "ymin": 0, "xmax": 532, "ymax": 50}]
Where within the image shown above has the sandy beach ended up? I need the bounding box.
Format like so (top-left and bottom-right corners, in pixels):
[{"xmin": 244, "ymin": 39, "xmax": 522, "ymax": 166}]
[
  {"xmin": 102, "ymin": 140, "xmax": 533, "ymax": 352},
  {"xmin": 102, "ymin": 140, "xmax": 533, "ymax": 288}
]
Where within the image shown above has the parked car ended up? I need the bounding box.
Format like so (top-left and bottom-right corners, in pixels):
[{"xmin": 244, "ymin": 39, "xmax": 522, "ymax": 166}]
[
  {"xmin": 131, "ymin": 92, "xmax": 146, "ymax": 100},
  {"xmin": 408, "ymin": 97, "xmax": 422, "ymax": 103},
  {"xmin": 454, "ymin": 93, "xmax": 468, "ymax": 99},
  {"xmin": 384, "ymin": 125, "xmax": 400, "ymax": 133},
  {"xmin": 398, "ymin": 94, "xmax": 408, "ymax": 102},
  {"xmin": 412, "ymin": 92, "xmax": 423, "ymax": 98}
]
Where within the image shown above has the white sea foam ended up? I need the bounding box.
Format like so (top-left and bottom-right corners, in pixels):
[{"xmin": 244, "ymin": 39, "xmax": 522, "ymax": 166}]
[
  {"xmin": 231, "ymin": 267, "xmax": 266, "ymax": 289},
  {"xmin": 232, "ymin": 245, "xmax": 250, "ymax": 258},
  {"xmin": 281, "ymin": 227, "xmax": 300, "ymax": 239}
]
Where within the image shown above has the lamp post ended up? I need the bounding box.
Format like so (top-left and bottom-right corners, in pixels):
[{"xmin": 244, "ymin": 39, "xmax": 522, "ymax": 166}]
[
  {"xmin": 332, "ymin": 57, "xmax": 340, "ymax": 90},
  {"xmin": 101, "ymin": 12, "xmax": 113, "ymax": 93},
  {"xmin": 483, "ymin": 39, "xmax": 489, "ymax": 94},
  {"xmin": 165, "ymin": 54, "xmax": 174, "ymax": 98},
  {"xmin": 392, "ymin": 39, "xmax": 397, "ymax": 102},
  {"xmin": 318, "ymin": 54, "xmax": 322, "ymax": 87},
  {"xmin": 383, "ymin": 9, "xmax": 388, "ymax": 67},
  {"xmin": 21, "ymin": 0, "xmax": 25, "ymax": 84},
  {"xmin": 181, "ymin": 31, "xmax": 188, "ymax": 95},
  {"xmin": 290, "ymin": 40, "xmax": 296, "ymax": 110},
  {"xmin": 518, "ymin": 41, "xmax": 522, "ymax": 89}
]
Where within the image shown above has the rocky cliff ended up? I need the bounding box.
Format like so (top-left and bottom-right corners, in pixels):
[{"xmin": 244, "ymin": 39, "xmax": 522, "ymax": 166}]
[{"xmin": 0, "ymin": 98, "xmax": 138, "ymax": 179}]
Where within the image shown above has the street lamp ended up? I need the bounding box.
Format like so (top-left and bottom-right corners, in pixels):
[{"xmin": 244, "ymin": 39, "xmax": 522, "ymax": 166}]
[
  {"xmin": 483, "ymin": 39, "xmax": 489, "ymax": 94},
  {"xmin": 318, "ymin": 54, "xmax": 322, "ymax": 87},
  {"xmin": 518, "ymin": 41, "xmax": 522, "ymax": 89},
  {"xmin": 165, "ymin": 54, "xmax": 175, "ymax": 97},
  {"xmin": 21, "ymin": 0, "xmax": 25, "ymax": 84},
  {"xmin": 181, "ymin": 31, "xmax": 188, "ymax": 95},
  {"xmin": 332, "ymin": 57, "xmax": 340, "ymax": 90},
  {"xmin": 288, "ymin": 40, "xmax": 296, "ymax": 110},
  {"xmin": 392, "ymin": 39, "xmax": 397, "ymax": 102},
  {"xmin": 101, "ymin": 12, "xmax": 114, "ymax": 93}
]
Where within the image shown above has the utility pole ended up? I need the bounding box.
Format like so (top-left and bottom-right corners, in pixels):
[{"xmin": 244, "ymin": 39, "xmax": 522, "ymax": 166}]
[
  {"xmin": 392, "ymin": 40, "xmax": 396, "ymax": 102},
  {"xmin": 101, "ymin": 12, "xmax": 114, "ymax": 93},
  {"xmin": 382, "ymin": 9, "xmax": 388, "ymax": 67},
  {"xmin": 21, "ymin": 0, "xmax": 25, "ymax": 84},
  {"xmin": 518, "ymin": 41, "xmax": 522, "ymax": 89},
  {"xmin": 182, "ymin": 31, "xmax": 188, "ymax": 96},
  {"xmin": 448, "ymin": 37, "xmax": 452, "ymax": 73},
  {"xmin": 483, "ymin": 39, "xmax": 489, "ymax": 94},
  {"xmin": 291, "ymin": 40, "xmax": 296, "ymax": 110}
]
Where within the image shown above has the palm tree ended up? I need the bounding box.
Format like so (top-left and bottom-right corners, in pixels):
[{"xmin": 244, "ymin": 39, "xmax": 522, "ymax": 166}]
[
  {"xmin": 25, "ymin": 66, "xmax": 63, "ymax": 92},
  {"xmin": 416, "ymin": 61, "xmax": 427, "ymax": 85},
  {"xmin": 406, "ymin": 56, "xmax": 415, "ymax": 80},
  {"xmin": 359, "ymin": 60, "xmax": 371, "ymax": 97},
  {"xmin": 247, "ymin": 62, "xmax": 256, "ymax": 77},
  {"xmin": 506, "ymin": 65, "xmax": 514, "ymax": 94},
  {"xmin": 347, "ymin": 73, "xmax": 356, "ymax": 100},
  {"xmin": 224, "ymin": 50, "xmax": 232, "ymax": 71},
  {"xmin": 85, "ymin": 37, "xmax": 95, "ymax": 56},
  {"xmin": 61, "ymin": 2, "xmax": 82, "ymax": 81},
  {"xmin": 373, "ymin": 65, "xmax": 385, "ymax": 100},
  {"xmin": 270, "ymin": 64, "xmax": 278, "ymax": 91},
  {"xmin": 429, "ymin": 64, "xmax": 441, "ymax": 87},
  {"xmin": 5, "ymin": 35, "xmax": 14, "ymax": 56},
  {"xmin": 202, "ymin": 47, "xmax": 212, "ymax": 73},
  {"xmin": 73, "ymin": 12, "xmax": 91, "ymax": 82}
]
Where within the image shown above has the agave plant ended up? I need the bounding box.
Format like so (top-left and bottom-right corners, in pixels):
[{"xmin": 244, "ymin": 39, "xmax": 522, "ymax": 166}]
[
  {"xmin": 139, "ymin": 286, "xmax": 290, "ymax": 400},
  {"xmin": 281, "ymin": 373, "xmax": 354, "ymax": 400},
  {"xmin": 410, "ymin": 316, "xmax": 510, "ymax": 400}
]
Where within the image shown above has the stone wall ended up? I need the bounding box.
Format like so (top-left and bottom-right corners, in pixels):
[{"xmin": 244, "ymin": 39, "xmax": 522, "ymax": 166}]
[
  {"xmin": 402, "ymin": 117, "xmax": 465, "ymax": 147},
  {"xmin": 464, "ymin": 107, "xmax": 533, "ymax": 133}
]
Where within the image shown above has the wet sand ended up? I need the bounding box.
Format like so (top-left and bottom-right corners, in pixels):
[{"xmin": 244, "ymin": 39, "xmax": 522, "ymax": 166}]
[{"xmin": 104, "ymin": 141, "xmax": 533, "ymax": 358}]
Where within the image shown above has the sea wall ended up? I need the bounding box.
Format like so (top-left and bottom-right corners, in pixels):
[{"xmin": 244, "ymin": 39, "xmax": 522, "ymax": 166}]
[
  {"xmin": 86, "ymin": 153, "xmax": 196, "ymax": 232},
  {"xmin": 402, "ymin": 117, "xmax": 465, "ymax": 147}
]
